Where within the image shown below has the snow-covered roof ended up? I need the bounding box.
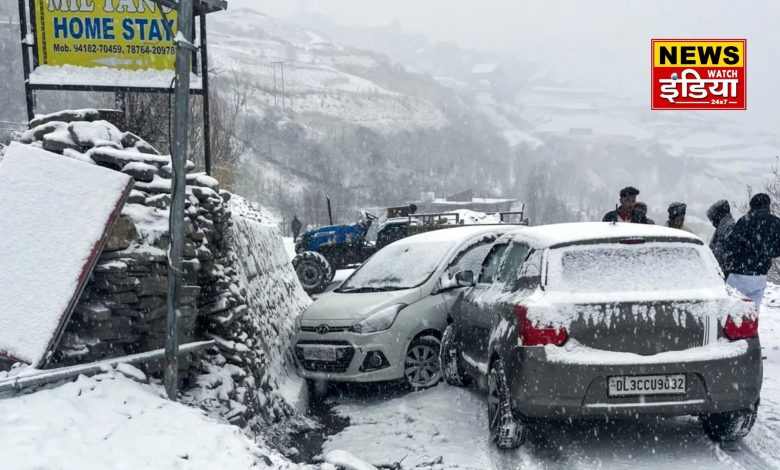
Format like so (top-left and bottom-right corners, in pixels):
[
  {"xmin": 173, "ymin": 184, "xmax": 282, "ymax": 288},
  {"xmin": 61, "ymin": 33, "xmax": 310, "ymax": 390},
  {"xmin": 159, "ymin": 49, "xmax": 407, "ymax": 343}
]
[
  {"xmin": 512, "ymin": 222, "xmax": 702, "ymax": 248},
  {"xmin": 471, "ymin": 63, "xmax": 499, "ymax": 75},
  {"xmin": 0, "ymin": 143, "xmax": 132, "ymax": 366},
  {"xmin": 430, "ymin": 197, "xmax": 516, "ymax": 205}
]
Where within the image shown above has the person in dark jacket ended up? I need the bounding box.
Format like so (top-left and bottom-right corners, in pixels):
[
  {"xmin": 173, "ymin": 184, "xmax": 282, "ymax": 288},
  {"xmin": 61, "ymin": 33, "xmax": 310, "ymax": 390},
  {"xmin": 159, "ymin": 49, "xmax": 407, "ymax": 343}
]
[
  {"xmin": 706, "ymin": 199, "xmax": 736, "ymax": 275},
  {"xmin": 603, "ymin": 186, "xmax": 647, "ymax": 223},
  {"xmin": 666, "ymin": 202, "xmax": 687, "ymax": 229},
  {"xmin": 723, "ymin": 193, "xmax": 780, "ymax": 310},
  {"xmin": 633, "ymin": 202, "xmax": 655, "ymax": 224},
  {"xmin": 291, "ymin": 215, "xmax": 302, "ymax": 239}
]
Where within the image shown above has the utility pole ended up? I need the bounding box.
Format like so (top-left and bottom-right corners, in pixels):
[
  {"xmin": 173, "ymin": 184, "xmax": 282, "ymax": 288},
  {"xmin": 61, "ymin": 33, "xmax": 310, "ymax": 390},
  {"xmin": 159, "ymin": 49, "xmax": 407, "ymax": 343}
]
[
  {"xmin": 165, "ymin": 0, "xmax": 195, "ymax": 401},
  {"xmin": 280, "ymin": 61, "xmax": 286, "ymax": 112},
  {"xmin": 272, "ymin": 62, "xmax": 277, "ymax": 107},
  {"xmin": 272, "ymin": 61, "xmax": 286, "ymax": 111}
]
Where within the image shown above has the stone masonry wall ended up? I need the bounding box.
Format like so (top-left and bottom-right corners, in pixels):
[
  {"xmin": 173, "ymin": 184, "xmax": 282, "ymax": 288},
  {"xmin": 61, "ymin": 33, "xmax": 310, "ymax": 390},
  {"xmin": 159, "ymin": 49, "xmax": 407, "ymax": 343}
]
[{"xmin": 17, "ymin": 109, "xmax": 311, "ymax": 433}]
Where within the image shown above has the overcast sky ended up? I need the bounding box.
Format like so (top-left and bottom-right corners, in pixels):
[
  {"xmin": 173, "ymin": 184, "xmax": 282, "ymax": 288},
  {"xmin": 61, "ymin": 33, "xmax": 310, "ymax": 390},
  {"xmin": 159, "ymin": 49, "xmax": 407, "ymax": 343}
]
[{"xmin": 230, "ymin": 0, "xmax": 779, "ymax": 129}]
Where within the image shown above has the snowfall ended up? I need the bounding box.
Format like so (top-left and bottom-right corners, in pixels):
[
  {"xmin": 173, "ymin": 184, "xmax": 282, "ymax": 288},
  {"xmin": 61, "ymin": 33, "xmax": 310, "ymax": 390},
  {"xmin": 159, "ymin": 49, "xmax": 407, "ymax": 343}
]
[{"xmin": 0, "ymin": 273, "xmax": 777, "ymax": 469}]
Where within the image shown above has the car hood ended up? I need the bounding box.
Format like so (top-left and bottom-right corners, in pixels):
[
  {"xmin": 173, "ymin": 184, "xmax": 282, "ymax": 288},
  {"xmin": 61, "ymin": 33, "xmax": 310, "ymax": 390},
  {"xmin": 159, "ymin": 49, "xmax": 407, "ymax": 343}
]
[{"xmin": 302, "ymin": 288, "xmax": 423, "ymax": 322}]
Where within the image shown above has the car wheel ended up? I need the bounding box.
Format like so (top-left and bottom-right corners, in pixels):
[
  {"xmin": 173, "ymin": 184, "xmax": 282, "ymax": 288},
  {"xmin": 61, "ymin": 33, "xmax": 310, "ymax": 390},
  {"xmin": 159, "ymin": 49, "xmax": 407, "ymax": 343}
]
[
  {"xmin": 487, "ymin": 359, "xmax": 527, "ymax": 449},
  {"xmin": 440, "ymin": 324, "xmax": 470, "ymax": 387},
  {"xmin": 700, "ymin": 404, "xmax": 758, "ymax": 442},
  {"xmin": 404, "ymin": 336, "xmax": 442, "ymax": 390},
  {"xmin": 292, "ymin": 251, "xmax": 333, "ymax": 295}
]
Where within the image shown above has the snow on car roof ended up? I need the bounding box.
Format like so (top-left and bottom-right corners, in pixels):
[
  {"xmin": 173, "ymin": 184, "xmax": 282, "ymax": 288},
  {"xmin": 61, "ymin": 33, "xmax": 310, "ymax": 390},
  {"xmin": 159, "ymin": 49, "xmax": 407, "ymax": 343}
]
[
  {"xmin": 395, "ymin": 225, "xmax": 522, "ymax": 246},
  {"xmin": 512, "ymin": 222, "xmax": 702, "ymax": 248}
]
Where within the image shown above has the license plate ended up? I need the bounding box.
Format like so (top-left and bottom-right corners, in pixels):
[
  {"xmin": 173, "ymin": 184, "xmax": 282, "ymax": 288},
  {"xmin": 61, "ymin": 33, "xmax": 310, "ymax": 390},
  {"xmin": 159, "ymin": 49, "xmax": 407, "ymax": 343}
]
[
  {"xmin": 302, "ymin": 346, "xmax": 338, "ymax": 362},
  {"xmin": 608, "ymin": 374, "xmax": 686, "ymax": 397}
]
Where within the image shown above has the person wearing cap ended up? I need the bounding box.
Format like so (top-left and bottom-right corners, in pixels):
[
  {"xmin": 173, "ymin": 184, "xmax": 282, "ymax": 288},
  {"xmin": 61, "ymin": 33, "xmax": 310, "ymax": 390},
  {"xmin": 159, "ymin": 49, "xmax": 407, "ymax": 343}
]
[
  {"xmin": 633, "ymin": 202, "xmax": 655, "ymax": 224},
  {"xmin": 603, "ymin": 186, "xmax": 647, "ymax": 223},
  {"xmin": 723, "ymin": 193, "xmax": 780, "ymax": 310},
  {"xmin": 706, "ymin": 199, "xmax": 736, "ymax": 275},
  {"xmin": 666, "ymin": 202, "xmax": 687, "ymax": 229}
]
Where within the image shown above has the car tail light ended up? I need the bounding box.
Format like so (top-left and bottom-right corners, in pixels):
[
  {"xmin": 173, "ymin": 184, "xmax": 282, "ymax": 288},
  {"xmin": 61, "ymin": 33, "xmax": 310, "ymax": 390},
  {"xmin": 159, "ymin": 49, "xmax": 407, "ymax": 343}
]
[
  {"xmin": 515, "ymin": 305, "xmax": 568, "ymax": 346},
  {"xmin": 723, "ymin": 314, "xmax": 759, "ymax": 340}
]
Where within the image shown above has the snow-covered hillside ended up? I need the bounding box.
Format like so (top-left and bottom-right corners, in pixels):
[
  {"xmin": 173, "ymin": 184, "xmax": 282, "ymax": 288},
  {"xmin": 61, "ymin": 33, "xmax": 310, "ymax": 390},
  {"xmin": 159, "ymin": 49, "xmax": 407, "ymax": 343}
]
[{"xmin": 208, "ymin": 9, "xmax": 447, "ymax": 134}]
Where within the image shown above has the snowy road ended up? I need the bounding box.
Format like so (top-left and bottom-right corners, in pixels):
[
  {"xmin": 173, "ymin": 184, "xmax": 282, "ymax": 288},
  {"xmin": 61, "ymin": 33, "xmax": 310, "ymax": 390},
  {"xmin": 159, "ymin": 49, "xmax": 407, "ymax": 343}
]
[{"xmin": 315, "ymin": 284, "xmax": 780, "ymax": 469}]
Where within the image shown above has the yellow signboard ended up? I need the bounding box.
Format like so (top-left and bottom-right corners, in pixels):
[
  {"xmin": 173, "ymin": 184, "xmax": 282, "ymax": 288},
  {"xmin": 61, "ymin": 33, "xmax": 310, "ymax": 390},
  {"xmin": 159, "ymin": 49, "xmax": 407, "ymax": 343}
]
[{"xmin": 33, "ymin": 0, "xmax": 178, "ymax": 70}]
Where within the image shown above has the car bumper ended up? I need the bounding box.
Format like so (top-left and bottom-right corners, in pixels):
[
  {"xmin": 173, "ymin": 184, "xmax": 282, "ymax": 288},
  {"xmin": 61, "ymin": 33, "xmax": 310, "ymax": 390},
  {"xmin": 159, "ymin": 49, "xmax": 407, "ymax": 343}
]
[
  {"xmin": 292, "ymin": 327, "xmax": 407, "ymax": 383},
  {"xmin": 504, "ymin": 339, "xmax": 763, "ymax": 418}
]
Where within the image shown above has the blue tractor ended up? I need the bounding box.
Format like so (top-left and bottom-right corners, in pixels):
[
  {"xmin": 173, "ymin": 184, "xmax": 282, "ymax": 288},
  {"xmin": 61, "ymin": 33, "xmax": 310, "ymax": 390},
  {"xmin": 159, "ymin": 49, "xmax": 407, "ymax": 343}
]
[{"xmin": 293, "ymin": 211, "xmax": 378, "ymax": 294}]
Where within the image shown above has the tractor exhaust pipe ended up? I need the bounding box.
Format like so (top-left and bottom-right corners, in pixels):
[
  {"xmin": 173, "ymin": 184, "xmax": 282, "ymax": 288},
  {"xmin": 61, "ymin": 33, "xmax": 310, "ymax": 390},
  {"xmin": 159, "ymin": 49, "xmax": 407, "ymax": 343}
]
[{"xmin": 327, "ymin": 196, "xmax": 334, "ymax": 225}]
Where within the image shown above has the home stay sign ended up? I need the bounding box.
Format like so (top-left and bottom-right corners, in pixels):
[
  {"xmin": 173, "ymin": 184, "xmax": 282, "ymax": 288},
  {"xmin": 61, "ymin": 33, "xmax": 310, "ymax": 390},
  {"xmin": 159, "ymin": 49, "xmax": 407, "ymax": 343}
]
[{"xmin": 34, "ymin": 0, "xmax": 178, "ymax": 70}]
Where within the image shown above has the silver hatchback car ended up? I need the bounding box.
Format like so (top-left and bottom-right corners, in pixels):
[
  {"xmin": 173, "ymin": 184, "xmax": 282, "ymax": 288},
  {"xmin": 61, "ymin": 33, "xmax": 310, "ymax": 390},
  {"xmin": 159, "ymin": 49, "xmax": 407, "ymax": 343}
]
[
  {"xmin": 441, "ymin": 222, "xmax": 762, "ymax": 449},
  {"xmin": 292, "ymin": 225, "xmax": 522, "ymax": 390}
]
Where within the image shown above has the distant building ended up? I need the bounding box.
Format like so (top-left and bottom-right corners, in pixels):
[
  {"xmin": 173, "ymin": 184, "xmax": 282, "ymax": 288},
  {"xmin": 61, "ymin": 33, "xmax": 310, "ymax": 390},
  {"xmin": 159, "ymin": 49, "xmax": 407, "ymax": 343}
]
[
  {"xmin": 470, "ymin": 63, "xmax": 503, "ymax": 90},
  {"xmin": 414, "ymin": 189, "xmax": 521, "ymax": 214}
]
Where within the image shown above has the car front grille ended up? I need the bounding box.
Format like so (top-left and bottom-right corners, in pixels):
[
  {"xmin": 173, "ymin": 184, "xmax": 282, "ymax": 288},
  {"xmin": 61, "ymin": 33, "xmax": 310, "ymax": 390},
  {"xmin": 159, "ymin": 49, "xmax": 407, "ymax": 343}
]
[
  {"xmin": 300, "ymin": 325, "xmax": 352, "ymax": 333},
  {"xmin": 295, "ymin": 340, "xmax": 355, "ymax": 373}
]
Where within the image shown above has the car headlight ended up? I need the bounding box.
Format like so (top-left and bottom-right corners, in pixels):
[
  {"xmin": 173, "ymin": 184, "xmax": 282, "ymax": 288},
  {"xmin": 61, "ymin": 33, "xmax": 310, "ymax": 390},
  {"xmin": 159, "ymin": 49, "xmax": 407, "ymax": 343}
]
[{"xmin": 352, "ymin": 304, "xmax": 406, "ymax": 334}]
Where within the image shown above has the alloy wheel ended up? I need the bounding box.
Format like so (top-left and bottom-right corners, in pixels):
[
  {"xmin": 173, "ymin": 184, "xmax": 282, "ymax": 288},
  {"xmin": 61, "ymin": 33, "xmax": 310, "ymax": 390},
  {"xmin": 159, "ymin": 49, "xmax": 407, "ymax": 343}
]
[{"xmin": 404, "ymin": 343, "xmax": 441, "ymax": 388}]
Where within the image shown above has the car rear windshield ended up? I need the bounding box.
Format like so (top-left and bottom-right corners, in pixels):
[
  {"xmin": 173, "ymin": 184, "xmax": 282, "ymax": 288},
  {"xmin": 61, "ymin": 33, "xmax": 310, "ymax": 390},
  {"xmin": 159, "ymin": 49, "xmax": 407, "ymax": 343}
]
[
  {"xmin": 548, "ymin": 242, "xmax": 722, "ymax": 294},
  {"xmin": 340, "ymin": 241, "xmax": 452, "ymax": 291}
]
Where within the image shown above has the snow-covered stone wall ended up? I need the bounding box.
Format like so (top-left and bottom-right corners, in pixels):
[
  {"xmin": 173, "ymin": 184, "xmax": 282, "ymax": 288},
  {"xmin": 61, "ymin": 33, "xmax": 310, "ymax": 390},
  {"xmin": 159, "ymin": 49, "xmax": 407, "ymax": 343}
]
[
  {"xmin": 14, "ymin": 108, "xmax": 311, "ymax": 434},
  {"xmin": 188, "ymin": 200, "xmax": 312, "ymax": 429}
]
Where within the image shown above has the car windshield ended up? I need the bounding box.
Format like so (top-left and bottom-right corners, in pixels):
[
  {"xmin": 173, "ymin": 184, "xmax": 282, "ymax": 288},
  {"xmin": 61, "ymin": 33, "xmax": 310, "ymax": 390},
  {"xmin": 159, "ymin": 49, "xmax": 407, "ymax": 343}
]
[
  {"xmin": 339, "ymin": 241, "xmax": 452, "ymax": 292},
  {"xmin": 548, "ymin": 242, "xmax": 722, "ymax": 294}
]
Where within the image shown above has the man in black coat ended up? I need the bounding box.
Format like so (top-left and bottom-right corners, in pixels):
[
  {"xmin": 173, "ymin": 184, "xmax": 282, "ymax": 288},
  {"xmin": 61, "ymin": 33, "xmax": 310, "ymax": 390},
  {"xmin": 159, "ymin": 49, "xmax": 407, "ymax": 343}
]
[
  {"xmin": 706, "ymin": 199, "xmax": 736, "ymax": 275},
  {"xmin": 603, "ymin": 186, "xmax": 648, "ymax": 223},
  {"xmin": 724, "ymin": 193, "xmax": 780, "ymax": 310},
  {"xmin": 291, "ymin": 215, "xmax": 302, "ymax": 239}
]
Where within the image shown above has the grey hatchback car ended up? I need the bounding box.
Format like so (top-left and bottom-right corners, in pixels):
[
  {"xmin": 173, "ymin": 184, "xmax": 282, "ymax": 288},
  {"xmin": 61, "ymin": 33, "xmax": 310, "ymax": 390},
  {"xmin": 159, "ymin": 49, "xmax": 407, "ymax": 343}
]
[{"xmin": 441, "ymin": 222, "xmax": 762, "ymax": 449}]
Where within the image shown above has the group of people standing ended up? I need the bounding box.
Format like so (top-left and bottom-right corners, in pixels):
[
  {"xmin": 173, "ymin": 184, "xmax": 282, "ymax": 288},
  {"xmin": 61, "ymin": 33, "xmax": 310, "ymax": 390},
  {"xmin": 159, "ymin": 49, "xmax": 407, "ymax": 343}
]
[
  {"xmin": 601, "ymin": 186, "xmax": 691, "ymax": 229},
  {"xmin": 603, "ymin": 186, "xmax": 780, "ymax": 311}
]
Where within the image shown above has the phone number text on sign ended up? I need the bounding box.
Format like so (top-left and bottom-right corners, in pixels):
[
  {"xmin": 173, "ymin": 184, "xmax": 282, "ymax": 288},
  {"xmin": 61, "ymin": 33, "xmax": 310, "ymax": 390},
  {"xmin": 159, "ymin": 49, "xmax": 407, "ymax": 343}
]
[{"xmin": 651, "ymin": 39, "xmax": 746, "ymax": 110}]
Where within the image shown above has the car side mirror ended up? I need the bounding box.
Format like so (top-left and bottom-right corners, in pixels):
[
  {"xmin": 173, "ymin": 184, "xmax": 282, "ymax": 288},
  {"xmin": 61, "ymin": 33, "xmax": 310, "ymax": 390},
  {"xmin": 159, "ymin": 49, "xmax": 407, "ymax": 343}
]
[{"xmin": 455, "ymin": 270, "xmax": 475, "ymax": 287}]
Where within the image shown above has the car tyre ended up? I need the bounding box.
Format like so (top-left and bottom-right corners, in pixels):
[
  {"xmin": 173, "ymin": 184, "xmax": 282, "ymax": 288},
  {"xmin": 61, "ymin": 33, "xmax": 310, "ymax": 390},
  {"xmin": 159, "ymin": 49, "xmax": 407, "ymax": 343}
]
[
  {"xmin": 292, "ymin": 251, "xmax": 333, "ymax": 295},
  {"xmin": 488, "ymin": 359, "xmax": 527, "ymax": 449},
  {"xmin": 700, "ymin": 404, "xmax": 758, "ymax": 442},
  {"xmin": 404, "ymin": 336, "xmax": 442, "ymax": 390},
  {"xmin": 440, "ymin": 324, "xmax": 471, "ymax": 387}
]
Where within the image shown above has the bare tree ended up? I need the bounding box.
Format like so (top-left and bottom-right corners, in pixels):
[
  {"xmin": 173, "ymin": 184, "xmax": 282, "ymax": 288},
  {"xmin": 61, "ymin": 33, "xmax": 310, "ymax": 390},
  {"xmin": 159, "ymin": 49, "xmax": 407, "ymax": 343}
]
[{"xmin": 188, "ymin": 68, "xmax": 249, "ymax": 186}]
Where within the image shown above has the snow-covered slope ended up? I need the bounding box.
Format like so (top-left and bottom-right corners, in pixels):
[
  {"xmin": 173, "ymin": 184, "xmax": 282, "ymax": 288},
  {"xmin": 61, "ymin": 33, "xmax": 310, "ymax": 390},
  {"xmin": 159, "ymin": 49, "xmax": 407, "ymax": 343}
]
[
  {"xmin": 208, "ymin": 9, "xmax": 447, "ymax": 134},
  {"xmin": 0, "ymin": 370, "xmax": 293, "ymax": 469}
]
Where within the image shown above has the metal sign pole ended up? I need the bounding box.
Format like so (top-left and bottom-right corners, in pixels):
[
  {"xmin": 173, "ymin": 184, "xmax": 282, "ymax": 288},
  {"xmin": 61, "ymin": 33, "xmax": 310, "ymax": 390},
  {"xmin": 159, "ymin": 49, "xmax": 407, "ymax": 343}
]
[
  {"xmin": 18, "ymin": 0, "xmax": 33, "ymax": 122},
  {"xmin": 199, "ymin": 12, "xmax": 212, "ymax": 176},
  {"xmin": 165, "ymin": 0, "xmax": 195, "ymax": 401}
]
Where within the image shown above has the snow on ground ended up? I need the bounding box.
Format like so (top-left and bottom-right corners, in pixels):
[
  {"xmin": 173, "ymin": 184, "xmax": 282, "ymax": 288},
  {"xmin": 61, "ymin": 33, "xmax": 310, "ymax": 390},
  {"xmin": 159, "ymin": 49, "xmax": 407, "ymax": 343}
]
[
  {"xmin": 743, "ymin": 282, "xmax": 780, "ymax": 467},
  {"xmin": 318, "ymin": 284, "xmax": 780, "ymax": 469},
  {"xmin": 0, "ymin": 370, "xmax": 292, "ymax": 470}
]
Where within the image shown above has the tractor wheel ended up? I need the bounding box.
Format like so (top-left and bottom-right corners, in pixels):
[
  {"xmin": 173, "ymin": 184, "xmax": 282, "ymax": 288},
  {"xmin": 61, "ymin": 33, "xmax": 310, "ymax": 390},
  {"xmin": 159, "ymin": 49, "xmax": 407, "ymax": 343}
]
[{"xmin": 293, "ymin": 251, "xmax": 333, "ymax": 295}]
